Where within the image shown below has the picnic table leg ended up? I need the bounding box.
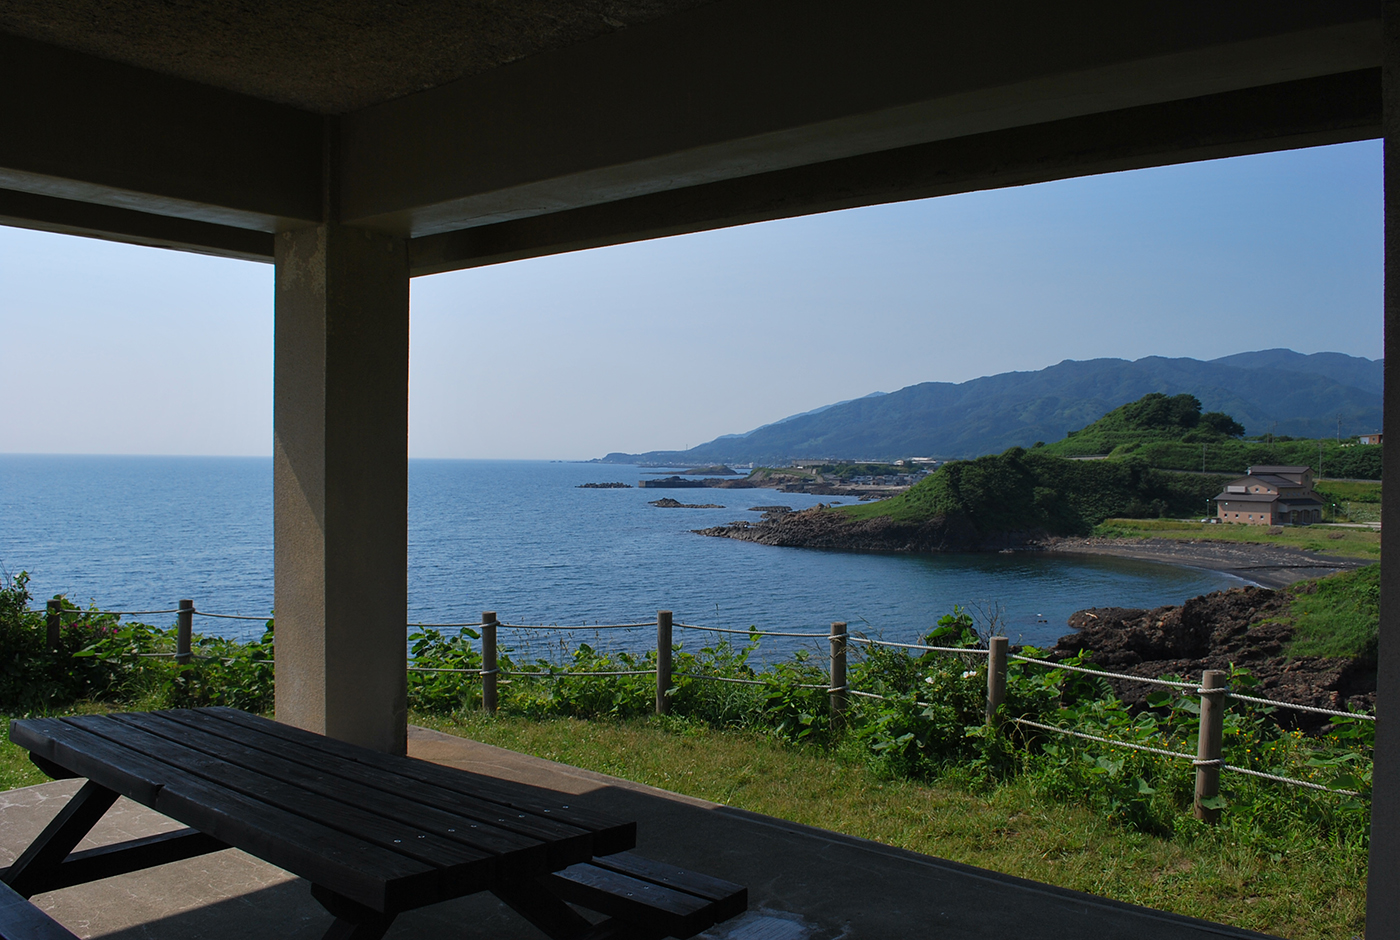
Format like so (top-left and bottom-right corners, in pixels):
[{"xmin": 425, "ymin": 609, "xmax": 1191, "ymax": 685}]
[
  {"xmin": 2, "ymin": 780, "xmax": 118, "ymax": 898},
  {"xmin": 493, "ymin": 882, "xmax": 664, "ymax": 940},
  {"xmin": 492, "ymin": 881, "xmax": 596, "ymax": 938},
  {"xmin": 311, "ymin": 885, "xmax": 396, "ymax": 940}
]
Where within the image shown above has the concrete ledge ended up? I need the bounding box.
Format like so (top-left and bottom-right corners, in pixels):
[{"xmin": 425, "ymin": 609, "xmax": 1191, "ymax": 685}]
[{"xmin": 0, "ymin": 725, "xmax": 1280, "ymax": 938}]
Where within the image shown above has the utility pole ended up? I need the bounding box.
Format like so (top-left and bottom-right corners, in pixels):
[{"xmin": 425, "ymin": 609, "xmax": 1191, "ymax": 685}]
[{"xmin": 1202, "ymin": 443, "xmax": 1207, "ymax": 473}]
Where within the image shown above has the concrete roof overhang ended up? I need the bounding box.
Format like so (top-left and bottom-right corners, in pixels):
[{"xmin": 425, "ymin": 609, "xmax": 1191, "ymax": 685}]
[{"xmin": 0, "ymin": 0, "xmax": 1382, "ymax": 275}]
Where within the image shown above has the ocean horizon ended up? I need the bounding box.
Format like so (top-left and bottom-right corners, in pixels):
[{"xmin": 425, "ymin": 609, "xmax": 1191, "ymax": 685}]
[{"xmin": 0, "ymin": 454, "xmax": 1245, "ymax": 655}]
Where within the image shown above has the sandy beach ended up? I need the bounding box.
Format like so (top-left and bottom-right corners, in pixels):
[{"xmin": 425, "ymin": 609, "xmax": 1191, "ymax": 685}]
[{"xmin": 1036, "ymin": 536, "xmax": 1372, "ymax": 588}]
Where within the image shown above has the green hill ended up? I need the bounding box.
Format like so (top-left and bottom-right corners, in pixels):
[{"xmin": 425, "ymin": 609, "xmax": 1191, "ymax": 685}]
[
  {"xmin": 1042, "ymin": 392, "xmax": 1381, "ymax": 479},
  {"xmin": 841, "ymin": 449, "xmax": 1226, "ymax": 536},
  {"xmin": 1041, "ymin": 392, "xmax": 1243, "ymax": 455}
]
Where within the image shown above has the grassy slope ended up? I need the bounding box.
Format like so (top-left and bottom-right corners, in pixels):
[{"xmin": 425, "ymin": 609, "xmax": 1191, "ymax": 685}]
[
  {"xmin": 416, "ymin": 712, "xmax": 1365, "ymax": 940},
  {"xmin": 1315, "ymin": 480, "xmax": 1382, "ymax": 504},
  {"xmin": 1281, "ymin": 563, "xmax": 1381, "ymax": 659},
  {"xmin": 1089, "ymin": 518, "xmax": 1380, "ymax": 561}
]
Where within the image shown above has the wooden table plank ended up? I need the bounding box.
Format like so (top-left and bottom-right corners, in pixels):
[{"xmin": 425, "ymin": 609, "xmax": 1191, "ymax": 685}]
[
  {"xmin": 71, "ymin": 716, "xmax": 491, "ymax": 893},
  {"xmin": 117, "ymin": 712, "xmax": 553, "ymax": 871},
  {"xmin": 204, "ymin": 708, "xmax": 636, "ymax": 855},
  {"xmin": 154, "ymin": 709, "xmax": 593, "ymax": 868},
  {"xmin": 10, "ymin": 718, "xmax": 442, "ymax": 913}
]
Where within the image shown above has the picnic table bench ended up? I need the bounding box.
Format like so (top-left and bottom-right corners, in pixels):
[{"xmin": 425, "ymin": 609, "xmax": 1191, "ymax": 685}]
[{"xmin": 2, "ymin": 708, "xmax": 745, "ymax": 940}]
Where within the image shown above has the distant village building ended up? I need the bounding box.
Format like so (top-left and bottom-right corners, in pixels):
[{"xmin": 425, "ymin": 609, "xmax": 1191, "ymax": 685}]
[
  {"xmin": 1214, "ymin": 465, "xmax": 1323, "ymax": 525},
  {"xmin": 1360, "ymin": 431, "xmax": 1383, "ymax": 445}
]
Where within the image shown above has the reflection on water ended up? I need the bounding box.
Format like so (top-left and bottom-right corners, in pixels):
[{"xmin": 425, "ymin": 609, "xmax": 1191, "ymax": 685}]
[{"xmin": 1, "ymin": 456, "xmax": 1244, "ymax": 651}]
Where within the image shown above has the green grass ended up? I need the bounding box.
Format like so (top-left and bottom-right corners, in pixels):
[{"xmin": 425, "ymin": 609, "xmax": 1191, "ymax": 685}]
[
  {"xmin": 1282, "ymin": 564, "xmax": 1380, "ymax": 660},
  {"xmin": 0, "ymin": 722, "xmax": 49, "ymax": 791},
  {"xmin": 1089, "ymin": 517, "xmax": 1381, "ymax": 560},
  {"xmin": 0, "ymin": 700, "xmax": 1366, "ymax": 936},
  {"xmin": 1314, "ymin": 480, "xmax": 1382, "ymax": 524},
  {"xmin": 1314, "ymin": 480, "xmax": 1382, "ymax": 504},
  {"xmin": 415, "ymin": 711, "xmax": 1366, "ymax": 940}
]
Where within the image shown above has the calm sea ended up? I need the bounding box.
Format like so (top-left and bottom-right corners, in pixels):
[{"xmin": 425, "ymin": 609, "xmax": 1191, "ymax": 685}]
[{"xmin": 0, "ymin": 455, "xmax": 1243, "ymax": 655}]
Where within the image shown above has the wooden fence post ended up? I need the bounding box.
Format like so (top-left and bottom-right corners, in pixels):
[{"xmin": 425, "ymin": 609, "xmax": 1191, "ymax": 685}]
[
  {"xmin": 482, "ymin": 612, "xmax": 498, "ymax": 714},
  {"xmin": 45, "ymin": 600, "xmax": 60, "ymax": 650},
  {"xmin": 829, "ymin": 622, "xmax": 847, "ymax": 724},
  {"xmin": 176, "ymin": 599, "xmax": 194, "ymax": 665},
  {"xmin": 1194, "ymin": 669, "xmax": 1228, "ymax": 823},
  {"xmin": 986, "ymin": 636, "xmax": 1008, "ymax": 723},
  {"xmin": 656, "ymin": 610, "xmax": 673, "ymax": 715}
]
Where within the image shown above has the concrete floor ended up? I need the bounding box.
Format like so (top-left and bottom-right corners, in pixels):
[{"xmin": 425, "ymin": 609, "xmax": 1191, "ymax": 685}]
[{"xmin": 0, "ymin": 725, "xmax": 1279, "ymax": 939}]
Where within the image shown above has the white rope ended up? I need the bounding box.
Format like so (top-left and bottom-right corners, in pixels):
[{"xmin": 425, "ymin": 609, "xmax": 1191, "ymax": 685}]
[
  {"xmin": 1010, "ymin": 656, "xmax": 1197, "ymax": 689},
  {"xmin": 1226, "ymin": 691, "xmax": 1375, "ymax": 721},
  {"xmin": 676, "ymin": 672, "xmax": 764, "ymax": 686},
  {"xmin": 674, "ymin": 672, "xmax": 827, "ymax": 689},
  {"xmin": 1220, "ymin": 763, "xmax": 1362, "ymax": 796},
  {"xmin": 193, "ymin": 611, "xmax": 271, "ymax": 621},
  {"xmin": 56, "ymin": 607, "xmax": 184, "ymax": 617},
  {"xmin": 1012, "ymin": 719, "xmax": 1363, "ymax": 796},
  {"xmin": 847, "ymin": 689, "xmax": 939, "ymax": 709},
  {"xmin": 504, "ymin": 669, "xmax": 657, "ymax": 678},
  {"xmin": 675, "ymin": 623, "xmax": 833, "ymax": 638},
  {"xmin": 409, "ymin": 622, "xmax": 488, "ymax": 629},
  {"xmin": 500, "ymin": 621, "xmax": 658, "ymax": 631},
  {"xmin": 408, "ymin": 666, "xmax": 483, "ymax": 674},
  {"xmin": 1011, "ymin": 718, "xmax": 1198, "ymax": 761},
  {"xmin": 849, "ymin": 637, "xmax": 990, "ymax": 655}
]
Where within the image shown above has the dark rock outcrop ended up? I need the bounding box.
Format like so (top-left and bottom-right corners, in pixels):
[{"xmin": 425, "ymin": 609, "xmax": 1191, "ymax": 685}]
[
  {"xmin": 697, "ymin": 505, "xmax": 1041, "ymax": 553},
  {"xmin": 1050, "ymin": 586, "xmax": 1374, "ymax": 720},
  {"xmin": 650, "ymin": 497, "xmax": 724, "ymax": 509}
]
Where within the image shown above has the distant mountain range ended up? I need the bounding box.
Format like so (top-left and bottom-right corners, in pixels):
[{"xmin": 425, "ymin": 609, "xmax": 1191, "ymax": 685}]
[{"xmin": 600, "ymin": 349, "xmax": 1384, "ymax": 465}]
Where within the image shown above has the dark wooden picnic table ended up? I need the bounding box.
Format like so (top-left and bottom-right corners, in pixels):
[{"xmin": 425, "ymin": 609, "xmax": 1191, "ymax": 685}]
[{"xmin": 3, "ymin": 708, "xmax": 745, "ymax": 940}]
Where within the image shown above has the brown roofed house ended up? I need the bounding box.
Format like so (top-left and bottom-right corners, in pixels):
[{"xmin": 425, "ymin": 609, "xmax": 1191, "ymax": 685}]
[{"xmin": 1214, "ymin": 465, "xmax": 1323, "ymax": 525}]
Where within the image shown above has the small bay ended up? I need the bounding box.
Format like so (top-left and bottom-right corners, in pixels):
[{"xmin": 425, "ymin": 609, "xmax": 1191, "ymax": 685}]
[{"xmin": 0, "ymin": 455, "xmax": 1243, "ymax": 655}]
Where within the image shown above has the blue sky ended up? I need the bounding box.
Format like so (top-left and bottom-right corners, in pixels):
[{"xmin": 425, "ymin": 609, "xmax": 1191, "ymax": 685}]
[{"xmin": 0, "ymin": 139, "xmax": 1382, "ymax": 460}]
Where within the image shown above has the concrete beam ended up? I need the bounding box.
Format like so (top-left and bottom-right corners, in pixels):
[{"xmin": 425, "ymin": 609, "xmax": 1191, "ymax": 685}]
[
  {"xmin": 273, "ymin": 224, "xmax": 410, "ymax": 754},
  {"xmin": 409, "ymin": 69, "xmax": 1380, "ymax": 275},
  {"xmin": 345, "ymin": 0, "xmax": 1381, "ymax": 238},
  {"xmin": 1369, "ymin": 5, "xmax": 1399, "ymax": 936},
  {"xmin": 0, "ymin": 188, "xmax": 274, "ymax": 263},
  {"xmin": 0, "ymin": 33, "xmax": 323, "ymax": 233}
]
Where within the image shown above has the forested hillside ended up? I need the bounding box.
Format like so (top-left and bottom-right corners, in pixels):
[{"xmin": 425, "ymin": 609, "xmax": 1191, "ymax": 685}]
[{"xmin": 603, "ymin": 350, "xmax": 1381, "ymax": 466}]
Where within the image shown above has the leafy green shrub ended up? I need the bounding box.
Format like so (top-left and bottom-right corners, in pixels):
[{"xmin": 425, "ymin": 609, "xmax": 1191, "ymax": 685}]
[
  {"xmin": 408, "ymin": 626, "xmax": 483, "ymax": 712},
  {"xmin": 0, "ymin": 572, "xmax": 273, "ymax": 714}
]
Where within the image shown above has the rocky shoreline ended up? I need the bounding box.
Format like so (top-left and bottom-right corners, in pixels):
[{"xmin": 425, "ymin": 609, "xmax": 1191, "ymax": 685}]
[
  {"xmin": 696, "ymin": 506, "xmax": 1018, "ymax": 553},
  {"xmin": 696, "ymin": 507, "xmax": 1369, "ymax": 587},
  {"xmin": 1048, "ymin": 585, "xmax": 1375, "ymax": 721},
  {"xmin": 697, "ymin": 509, "xmax": 1377, "ymax": 718}
]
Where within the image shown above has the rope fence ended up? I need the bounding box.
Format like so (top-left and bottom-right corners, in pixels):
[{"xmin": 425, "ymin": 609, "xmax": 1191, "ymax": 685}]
[
  {"xmin": 1011, "ymin": 717, "xmax": 1362, "ymax": 797},
  {"xmin": 851, "ymin": 636, "xmax": 992, "ymax": 656},
  {"xmin": 1011, "ymin": 654, "xmax": 1197, "ymax": 689},
  {"xmin": 1012, "ymin": 654, "xmax": 1374, "ymax": 721},
  {"xmin": 38, "ymin": 599, "xmax": 1373, "ymax": 816},
  {"xmin": 675, "ymin": 623, "xmax": 831, "ymax": 639}
]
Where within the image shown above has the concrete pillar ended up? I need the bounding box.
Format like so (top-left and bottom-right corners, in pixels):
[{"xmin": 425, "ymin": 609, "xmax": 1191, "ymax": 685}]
[
  {"xmin": 1372, "ymin": 5, "xmax": 1400, "ymax": 935},
  {"xmin": 273, "ymin": 223, "xmax": 409, "ymax": 754}
]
